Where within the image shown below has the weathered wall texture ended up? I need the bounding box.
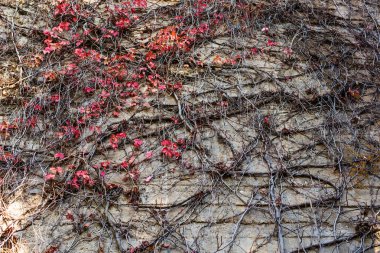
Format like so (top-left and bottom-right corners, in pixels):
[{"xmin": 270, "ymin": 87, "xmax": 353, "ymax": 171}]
[{"xmin": 0, "ymin": 0, "xmax": 379, "ymax": 253}]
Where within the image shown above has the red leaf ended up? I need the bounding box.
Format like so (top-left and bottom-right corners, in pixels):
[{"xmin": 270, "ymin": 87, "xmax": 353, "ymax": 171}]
[
  {"xmin": 54, "ymin": 152, "xmax": 65, "ymax": 159},
  {"xmin": 66, "ymin": 211, "xmax": 74, "ymax": 221},
  {"xmin": 161, "ymin": 139, "xmax": 172, "ymax": 146},
  {"xmin": 116, "ymin": 132, "xmax": 127, "ymax": 139},
  {"xmin": 50, "ymin": 167, "xmax": 63, "ymax": 175},
  {"xmin": 133, "ymin": 139, "xmax": 143, "ymax": 148},
  {"xmin": 120, "ymin": 160, "xmax": 129, "ymax": 169},
  {"xmin": 43, "ymin": 46, "xmax": 55, "ymax": 54},
  {"xmin": 112, "ymin": 111, "xmax": 120, "ymax": 117},
  {"xmin": 116, "ymin": 18, "xmax": 131, "ymax": 29},
  {"xmin": 50, "ymin": 94, "xmax": 60, "ymax": 103},
  {"xmin": 133, "ymin": 0, "xmax": 147, "ymax": 8},
  {"xmin": 58, "ymin": 21, "xmax": 70, "ymax": 31},
  {"xmin": 128, "ymin": 156, "xmax": 136, "ymax": 165},
  {"xmin": 267, "ymin": 39, "xmax": 277, "ymax": 47},
  {"xmin": 100, "ymin": 161, "xmax": 110, "ymax": 168},
  {"xmin": 44, "ymin": 246, "xmax": 58, "ymax": 253},
  {"xmin": 145, "ymin": 51, "xmax": 156, "ymax": 61},
  {"xmin": 44, "ymin": 174, "xmax": 55, "ymax": 181},
  {"xmin": 263, "ymin": 116, "xmax": 270, "ymax": 125},
  {"xmin": 145, "ymin": 151, "xmax": 153, "ymax": 159},
  {"xmin": 348, "ymin": 88, "xmax": 360, "ymax": 99},
  {"xmin": 99, "ymin": 90, "xmax": 110, "ymax": 99},
  {"xmin": 83, "ymin": 87, "xmax": 95, "ymax": 93}
]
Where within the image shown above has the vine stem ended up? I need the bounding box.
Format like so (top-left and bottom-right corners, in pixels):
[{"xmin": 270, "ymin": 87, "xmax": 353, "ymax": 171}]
[{"xmin": 264, "ymin": 153, "xmax": 285, "ymax": 253}]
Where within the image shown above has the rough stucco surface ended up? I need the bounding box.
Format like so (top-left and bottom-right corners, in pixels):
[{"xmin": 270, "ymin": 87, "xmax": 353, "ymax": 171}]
[{"xmin": 0, "ymin": 0, "xmax": 379, "ymax": 253}]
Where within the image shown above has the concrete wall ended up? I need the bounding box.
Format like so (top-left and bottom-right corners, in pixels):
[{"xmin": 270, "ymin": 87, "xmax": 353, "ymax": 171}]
[{"xmin": 1, "ymin": 0, "xmax": 379, "ymax": 252}]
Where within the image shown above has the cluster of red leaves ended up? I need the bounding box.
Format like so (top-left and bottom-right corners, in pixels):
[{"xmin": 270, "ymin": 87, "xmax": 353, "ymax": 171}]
[
  {"xmin": 133, "ymin": 139, "xmax": 143, "ymax": 149},
  {"xmin": 348, "ymin": 87, "xmax": 361, "ymax": 99},
  {"xmin": 79, "ymin": 100, "xmax": 105, "ymax": 122},
  {"xmin": 133, "ymin": 0, "xmax": 147, "ymax": 8},
  {"xmin": 0, "ymin": 120, "xmax": 19, "ymax": 140},
  {"xmin": 110, "ymin": 132, "xmax": 127, "ymax": 150},
  {"xmin": 44, "ymin": 167, "xmax": 64, "ymax": 181},
  {"xmin": 54, "ymin": 152, "xmax": 65, "ymax": 159},
  {"xmin": 56, "ymin": 122, "xmax": 81, "ymax": 140},
  {"xmin": 116, "ymin": 18, "xmax": 131, "ymax": 29},
  {"xmin": 54, "ymin": 0, "xmax": 80, "ymax": 16},
  {"xmin": 42, "ymin": 20, "xmax": 73, "ymax": 54},
  {"xmin": 194, "ymin": 0, "xmax": 212, "ymax": 16},
  {"xmin": 74, "ymin": 48, "xmax": 103, "ymax": 62},
  {"xmin": 0, "ymin": 147, "xmax": 21, "ymax": 166},
  {"xmin": 148, "ymin": 26, "xmax": 193, "ymax": 53},
  {"xmin": 0, "ymin": 120, "xmax": 17, "ymax": 132},
  {"xmin": 161, "ymin": 139, "xmax": 183, "ymax": 159},
  {"xmin": 21, "ymin": 0, "xmax": 296, "ymax": 199},
  {"xmin": 35, "ymin": 0, "xmax": 194, "ymax": 142},
  {"xmin": 107, "ymin": 1, "xmax": 146, "ymax": 31},
  {"xmin": 212, "ymin": 54, "xmax": 242, "ymax": 66},
  {"xmin": 22, "ymin": 0, "xmax": 204, "ymax": 195},
  {"xmin": 67, "ymin": 170, "xmax": 95, "ymax": 189},
  {"xmin": 124, "ymin": 167, "xmax": 140, "ymax": 182}
]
